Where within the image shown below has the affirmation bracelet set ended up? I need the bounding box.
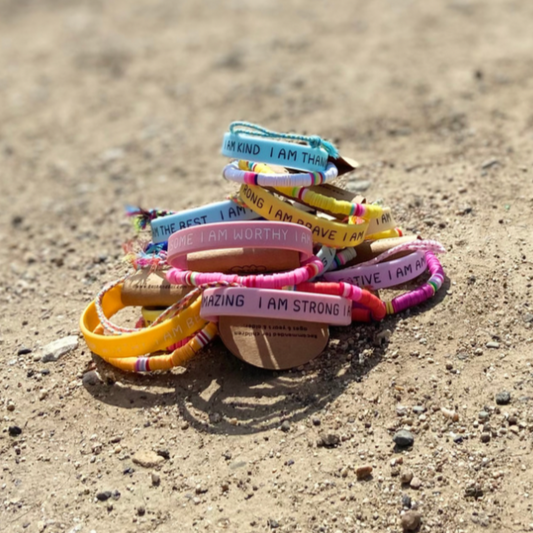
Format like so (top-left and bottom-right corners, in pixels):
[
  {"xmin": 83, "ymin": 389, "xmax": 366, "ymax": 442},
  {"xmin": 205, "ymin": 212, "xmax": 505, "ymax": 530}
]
[{"xmin": 80, "ymin": 122, "xmax": 447, "ymax": 372}]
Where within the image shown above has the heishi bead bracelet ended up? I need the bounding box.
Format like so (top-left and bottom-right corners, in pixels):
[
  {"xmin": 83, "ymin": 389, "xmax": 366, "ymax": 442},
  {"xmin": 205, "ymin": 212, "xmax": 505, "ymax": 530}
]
[
  {"xmin": 223, "ymin": 160, "xmax": 339, "ymax": 188},
  {"xmin": 236, "ymin": 159, "xmax": 384, "ymax": 222},
  {"xmin": 383, "ymin": 252, "xmax": 445, "ymax": 315},
  {"xmin": 80, "ymin": 279, "xmax": 207, "ymax": 358},
  {"xmin": 294, "ymin": 281, "xmax": 386, "ymax": 321},
  {"xmin": 238, "ymin": 184, "xmax": 369, "ymax": 248}
]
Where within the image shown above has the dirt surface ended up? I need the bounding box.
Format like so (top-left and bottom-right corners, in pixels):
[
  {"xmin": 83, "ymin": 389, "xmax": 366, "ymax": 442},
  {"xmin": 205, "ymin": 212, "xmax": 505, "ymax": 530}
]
[{"xmin": 1, "ymin": 1, "xmax": 533, "ymax": 532}]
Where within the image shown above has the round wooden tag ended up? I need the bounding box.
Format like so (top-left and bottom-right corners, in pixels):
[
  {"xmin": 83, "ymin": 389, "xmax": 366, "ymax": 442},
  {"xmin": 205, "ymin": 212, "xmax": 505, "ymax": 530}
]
[{"xmin": 218, "ymin": 316, "xmax": 329, "ymax": 370}]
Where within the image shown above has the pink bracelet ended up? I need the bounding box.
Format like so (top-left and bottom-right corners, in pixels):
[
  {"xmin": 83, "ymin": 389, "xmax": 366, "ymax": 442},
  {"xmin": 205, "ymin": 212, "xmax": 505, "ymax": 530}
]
[
  {"xmin": 322, "ymin": 251, "xmax": 427, "ymax": 289},
  {"xmin": 167, "ymin": 221, "xmax": 313, "ymax": 269},
  {"xmin": 322, "ymin": 240, "xmax": 445, "ymax": 289},
  {"xmin": 200, "ymin": 287, "xmax": 352, "ymax": 325},
  {"xmin": 295, "ymin": 281, "xmax": 386, "ymax": 321},
  {"xmin": 166, "ymin": 255, "xmax": 325, "ymax": 289},
  {"xmin": 351, "ymin": 239, "xmax": 446, "ymax": 268},
  {"xmin": 384, "ymin": 252, "xmax": 445, "ymax": 314}
]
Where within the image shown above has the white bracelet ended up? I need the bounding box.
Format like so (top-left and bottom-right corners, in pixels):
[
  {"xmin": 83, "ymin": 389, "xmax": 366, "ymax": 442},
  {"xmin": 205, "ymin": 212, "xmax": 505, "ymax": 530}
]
[{"xmin": 222, "ymin": 160, "xmax": 338, "ymax": 188}]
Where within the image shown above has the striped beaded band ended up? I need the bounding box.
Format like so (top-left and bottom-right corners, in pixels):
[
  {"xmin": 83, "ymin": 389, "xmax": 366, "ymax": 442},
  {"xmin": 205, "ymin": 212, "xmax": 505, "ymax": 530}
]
[
  {"xmin": 296, "ymin": 281, "xmax": 386, "ymax": 321},
  {"xmin": 167, "ymin": 256, "xmax": 325, "ymax": 289},
  {"xmin": 235, "ymin": 159, "xmax": 381, "ymax": 220},
  {"xmin": 223, "ymin": 160, "xmax": 338, "ymax": 188},
  {"xmin": 383, "ymin": 252, "xmax": 445, "ymax": 315},
  {"xmin": 124, "ymin": 323, "xmax": 218, "ymax": 373}
]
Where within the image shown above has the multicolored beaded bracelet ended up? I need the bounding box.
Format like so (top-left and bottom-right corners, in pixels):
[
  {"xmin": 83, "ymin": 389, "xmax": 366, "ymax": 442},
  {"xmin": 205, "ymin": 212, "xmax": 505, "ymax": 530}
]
[
  {"xmin": 166, "ymin": 254, "xmax": 325, "ymax": 290},
  {"xmin": 223, "ymin": 160, "xmax": 338, "ymax": 188},
  {"xmin": 383, "ymin": 252, "xmax": 445, "ymax": 315},
  {"xmin": 81, "ymin": 280, "xmax": 207, "ymax": 359},
  {"xmin": 294, "ymin": 281, "xmax": 387, "ymax": 321},
  {"xmin": 101, "ymin": 323, "xmax": 218, "ymax": 373}
]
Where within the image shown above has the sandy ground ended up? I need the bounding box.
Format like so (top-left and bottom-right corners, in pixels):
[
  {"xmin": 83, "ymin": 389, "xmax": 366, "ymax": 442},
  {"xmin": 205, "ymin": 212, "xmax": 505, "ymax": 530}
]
[{"xmin": 1, "ymin": 0, "xmax": 533, "ymax": 532}]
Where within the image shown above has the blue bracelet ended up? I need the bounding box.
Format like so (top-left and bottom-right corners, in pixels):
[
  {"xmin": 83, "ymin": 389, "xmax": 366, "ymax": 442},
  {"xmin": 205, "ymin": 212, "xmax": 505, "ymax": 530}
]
[
  {"xmin": 151, "ymin": 200, "xmax": 260, "ymax": 244},
  {"xmin": 221, "ymin": 122, "xmax": 339, "ymax": 172}
]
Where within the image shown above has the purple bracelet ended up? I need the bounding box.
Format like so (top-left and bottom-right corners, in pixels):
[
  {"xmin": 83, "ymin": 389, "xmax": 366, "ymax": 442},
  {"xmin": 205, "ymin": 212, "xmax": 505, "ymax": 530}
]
[{"xmin": 384, "ymin": 252, "xmax": 445, "ymax": 314}]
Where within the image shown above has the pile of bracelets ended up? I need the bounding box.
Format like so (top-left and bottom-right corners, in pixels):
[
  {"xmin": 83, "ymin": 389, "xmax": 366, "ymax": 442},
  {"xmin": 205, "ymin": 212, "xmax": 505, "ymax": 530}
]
[{"xmin": 80, "ymin": 121, "xmax": 447, "ymax": 372}]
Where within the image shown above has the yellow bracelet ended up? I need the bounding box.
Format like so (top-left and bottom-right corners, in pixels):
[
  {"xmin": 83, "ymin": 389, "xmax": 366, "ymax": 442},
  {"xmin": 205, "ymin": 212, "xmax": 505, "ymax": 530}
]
[
  {"xmin": 365, "ymin": 207, "xmax": 395, "ymax": 234},
  {"xmin": 80, "ymin": 283, "xmax": 207, "ymax": 359},
  {"xmin": 238, "ymin": 160, "xmax": 382, "ymax": 220},
  {"xmin": 100, "ymin": 322, "xmax": 218, "ymax": 373},
  {"xmin": 238, "ymin": 184, "xmax": 369, "ymax": 248},
  {"xmin": 141, "ymin": 306, "xmax": 167, "ymax": 326}
]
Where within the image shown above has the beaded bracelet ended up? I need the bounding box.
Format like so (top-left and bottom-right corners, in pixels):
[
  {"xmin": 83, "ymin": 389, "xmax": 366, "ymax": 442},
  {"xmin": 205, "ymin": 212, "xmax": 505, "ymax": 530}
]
[
  {"xmin": 383, "ymin": 252, "xmax": 445, "ymax": 315},
  {"xmin": 295, "ymin": 281, "xmax": 386, "ymax": 321},
  {"xmin": 238, "ymin": 184, "xmax": 369, "ymax": 248},
  {"xmin": 223, "ymin": 160, "xmax": 338, "ymax": 188},
  {"xmin": 329, "ymin": 247, "xmax": 357, "ymax": 271},
  {"xmin": 101, "ymin": 323, "xmax": 218, "ymax": 373},
  {"xmin": 166, "ymin": 254, "xmax": 324, "ymax": 289},
  {"xmin": 236, "ymin": 159, "xmax": 382, "ymax": 221},
  {"xmin": 80, "ymin": 280, "xmax": 207, "ymax": 358}
]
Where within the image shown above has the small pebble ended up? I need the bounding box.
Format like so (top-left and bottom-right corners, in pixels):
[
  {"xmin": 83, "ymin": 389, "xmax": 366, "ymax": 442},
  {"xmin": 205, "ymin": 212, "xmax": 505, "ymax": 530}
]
[
  {"xmin": 317, "ymin": 433, "xmax": 340, "ymax": 448},
  {"xmin": 495, "ymin": 391, "xmax": 511, "ymax": 405},
  {"xmin": 268, "ymin": 518, "xmax": 280, "ymax": 529},
  {"xmin": 311, "ymin": 417, "xmax": 321, "ymax": 426},
  {"xmin": 402, "ymin": 494, "xmax": 412, "ymax": 509},
  {"xmin": 8, "ymin": 426, "xmax": 22, "ymax": 437},
  {"xmin": 393, "ymin": 429, "xmax": 414, "ymax": 448},
  {"xmin": 96, "ymin": 491, "xmax": 112, "ymax": 502},
  {"xmin": 410, "ymin": 477, "xmax": 422, "ymax": 490},
  {"xmin": 151, "ymin": 473, "xmax": 161, "ymax": 487},
  {"xmin": 280, "ymin": 420, "xmax": 290, "ymax": 432},
  {"xmin": 132, "ymin": 451, "xmax": 165, "ymax": 468},
  {"xmin": 355, "ymin": 465, "xmax": 373, "ymax": 480},
  {"xmin": 6, "ymin": 400, "xmax": 15, "ymax": 412},
  {"xmin": 478, "ymin": 411, "xmax": 490, "ymax": 421},
  {"xmin": 82, "ymin": 371, "xmax": 102, "ymax": 387},
  {"xmin": 401, "ymin": 510, "xmax": 422, "ymax": 532},
  {"xmin": 486, "ymin": 341, "xmax": 500, "ymax": 349},
  {"xmin": 441, "ymin": 407, "xmax": 459, "ymax": 421},
  {"xmin": 480, "ymin": 433, "xmax": 491, "ymax": 443},
  {"xmin": 17, "ymin": 347, "xmax": 32, "ymax": 355},
  {"xmin": 136, "ymin": 506, "xmax": 146, "ymax": 516},
  {"xmin": 400, "ymin": 471, "xmax": 414, "ymax": 485}
]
